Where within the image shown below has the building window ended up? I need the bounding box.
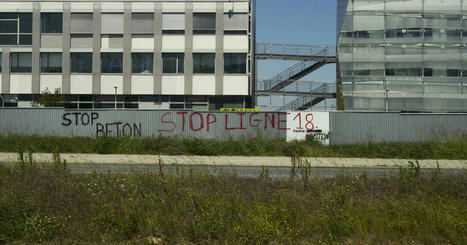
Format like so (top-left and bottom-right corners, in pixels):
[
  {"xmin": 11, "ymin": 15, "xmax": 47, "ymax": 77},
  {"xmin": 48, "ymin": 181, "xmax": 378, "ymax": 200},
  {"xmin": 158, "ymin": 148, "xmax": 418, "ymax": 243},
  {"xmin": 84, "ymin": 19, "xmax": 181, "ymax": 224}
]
[
  {"xmin": 40, "ymin": 53, "xmax": 62, "ymax": 73},
  {"xmin": 162, "ymin": 14, "xmax": 185, "ymax": 34},
  {"xmin": 132, "ymin": 53, "xmax": 153, "ymax": 73},
  {"xmin": 70, "ymin": 13, "xmax": 93, "ymax": 34},
  {"xmin": 162, "ymin": 53, "xmax": 184, "ymax": 74},
  {"xmin": 0, "ymin": 53, "xmax": 2, "ymax": 72},
  {"xmin": 10, "ymin": 52, "xmax": 32, "ymax": 72},
  {"xmin": 193, "ymin": 53, "xmax": 215, "ymax": 74},
  {"xmin": 101, "ymin": 53, "xmax": 123, "ymax": 73},
  {"xmin": 0, "ymin": 13, "xmax": 32, "ymax": 45},
  {"xmin": 447, "ymin": 69, "xmax": 460, "ymax": 77},
  {"xmin": 71, "ymin": 53, "xmax": 92, "ymax": 73},
  {"xmin": 101, "ymin": 14, "xmax": 124, "ymax": 34},
  {"xmin": 41, "ymin": 13, "xmax": 62, "ymax": 33},
  {"xmin": 132, "ymin": 13, "xmax": 154, "ymax": 34},
  {"xmin": 193, "ymin": 13, "xmax": 215, "ymax": 34},
  {"xmin": 224, "ymin": 13, "xmax": 248, "ymax": 35},
  {"xmin": 224, "ymin": 53, "xmax": 246, "ymax": 74}
]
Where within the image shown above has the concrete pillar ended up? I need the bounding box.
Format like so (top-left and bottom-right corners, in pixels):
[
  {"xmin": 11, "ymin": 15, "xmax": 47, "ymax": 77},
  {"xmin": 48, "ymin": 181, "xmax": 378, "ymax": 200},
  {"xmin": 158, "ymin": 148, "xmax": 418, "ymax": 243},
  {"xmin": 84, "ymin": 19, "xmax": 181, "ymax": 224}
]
[
  {"xmin": 1, "ymin": 48, "xmax": 10, "ymax": 93},
  {"xmin": 215, "ymin": 2, "xmax": 224, "ymax": 95},
  {"xmin": 154, "ymin": 2, "xmax": 163, "ymax": 94},
  {"xmin": 92, "ymin": 2, "xmax": 101, "ymax": 94},
  {"xmin": 62, "ymin": 3, "xmax": 71, "ymax": 94},
  {"xmin": 31, "ymin": 3, "xmax": 41, "ymax": 94},
  {"xmin": 184, "ymin": 3, "xmax": 193, "ymax": 95},
  {"xmin": 123, "ymin": 2, "xmax": 132, "ymax": 95}
]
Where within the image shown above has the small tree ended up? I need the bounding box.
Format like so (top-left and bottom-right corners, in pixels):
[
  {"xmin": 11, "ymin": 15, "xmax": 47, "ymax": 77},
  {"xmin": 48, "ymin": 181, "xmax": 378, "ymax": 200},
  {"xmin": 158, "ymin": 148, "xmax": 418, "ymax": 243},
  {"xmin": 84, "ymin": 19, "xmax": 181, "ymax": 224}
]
[{"xmin": 38, "ymin": 88, "xmax": 64, "ymax": 108}]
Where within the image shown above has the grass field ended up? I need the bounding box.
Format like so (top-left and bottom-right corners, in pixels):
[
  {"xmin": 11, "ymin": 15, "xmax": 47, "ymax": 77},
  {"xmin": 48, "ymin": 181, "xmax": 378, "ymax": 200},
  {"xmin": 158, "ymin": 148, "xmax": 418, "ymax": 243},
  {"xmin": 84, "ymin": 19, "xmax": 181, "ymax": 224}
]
[
  {"xmin": 1, "ymin": 135, "xmax": 466, "ymax": 159},
  {"xmin": 0, "ymin": 161, "xmax": 465, "ymax": 244}
]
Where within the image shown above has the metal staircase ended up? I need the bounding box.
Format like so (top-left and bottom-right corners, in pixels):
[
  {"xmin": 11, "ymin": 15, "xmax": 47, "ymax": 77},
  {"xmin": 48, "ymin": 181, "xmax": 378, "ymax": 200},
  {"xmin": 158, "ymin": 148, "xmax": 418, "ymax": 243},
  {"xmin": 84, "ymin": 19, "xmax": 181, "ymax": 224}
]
[
  {"xmin": 276, "ymin": 83, "xmax": 336, "ymax": 111},
  {"xmin": 255, "ymin": 42, "xmax": 337, "ymax": 111},
  {"xmin": 262, "ymin": 59, "xmax": 329, "ymax": 91}
]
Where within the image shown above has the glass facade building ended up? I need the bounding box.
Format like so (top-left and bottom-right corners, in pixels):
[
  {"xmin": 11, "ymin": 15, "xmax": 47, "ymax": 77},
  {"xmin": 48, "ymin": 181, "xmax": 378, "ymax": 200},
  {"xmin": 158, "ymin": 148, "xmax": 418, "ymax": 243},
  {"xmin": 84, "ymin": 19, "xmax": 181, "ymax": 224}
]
[{"xmin": 337, "ymin": 0, "xmax": 467, "ymax": 112}]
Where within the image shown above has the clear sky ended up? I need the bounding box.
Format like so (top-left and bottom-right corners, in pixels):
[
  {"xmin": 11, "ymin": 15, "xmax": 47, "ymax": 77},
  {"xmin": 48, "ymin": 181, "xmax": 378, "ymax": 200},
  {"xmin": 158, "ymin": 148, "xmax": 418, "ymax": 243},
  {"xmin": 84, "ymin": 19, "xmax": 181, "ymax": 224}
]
[
  {"xmin": 255, "ymin": 0, "xmax": 337, "ymax": 109},
  {"xmin": 256, "ymin": 0, "xmax": 337, "ymax": 82}
]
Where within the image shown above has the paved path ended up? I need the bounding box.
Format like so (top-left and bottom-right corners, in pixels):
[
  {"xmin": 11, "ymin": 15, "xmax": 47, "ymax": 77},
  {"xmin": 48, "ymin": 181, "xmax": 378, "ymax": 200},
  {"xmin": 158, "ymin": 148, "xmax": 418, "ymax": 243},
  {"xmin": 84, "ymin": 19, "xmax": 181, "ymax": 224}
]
[{"xmin": 0, "ymin": 153, "xmax": 465, "ymax": 169}]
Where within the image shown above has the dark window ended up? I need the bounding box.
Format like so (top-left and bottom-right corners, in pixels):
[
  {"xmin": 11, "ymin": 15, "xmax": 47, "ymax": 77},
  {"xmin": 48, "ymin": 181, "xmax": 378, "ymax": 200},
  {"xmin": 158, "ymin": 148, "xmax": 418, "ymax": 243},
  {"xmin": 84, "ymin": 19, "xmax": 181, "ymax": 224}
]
[
  {"xmin": 162, "ymin": 53, "xmax": 184, "ymax": 74},
  {"xmin": 424, "ymin": 29, "xmax": 433, "ymax": 38},
  {"xmin": 41, "ymin": 13, "xmax": 63, "ymax": 33},
  {"xmin": 447, "ymin": 30, "xmax": 460, "ymax": 38},
  {"xmin": 40, "ymin": 53, "xmax": 62, "ymax": 73},
  {"xmin": 0, "ymin": 35, "xmax": 16, "ymax": 45},
  {"xmin": 71, "ymin": 53, "xmax": 92, "ymax": 73},
  {"xmin": 424, "ymin": 68, "xmax": 433, "ymax": 77},
  {"xmin": 447, "ymin": 69, "xmax": 460, "ymax": 77},
  {"xmin": 355, "ymin": 31, "xmax": 370, "ymax": 38},
  {"xmin": 0, "ymin": 53, "xmax": 2, "ymax": 72},
  {"xmin": 193, "ymin": 53, "xmax": 215, "ymax": 74},
  {"xmin": 385, "ymin": 69, "xmax": 395, "ymax": 76},
  {"xmin": 0, "ymin": 20, "xmax": 17, "ymax": 33},
  {"xmin": 0, "ymin": 13, "xmax": 32, "ymax": 45},
  {"xmin": 224, "ymin": 53, "xmax": 246, "ymax": 74},
  {"xmin": 19, "ymin": 35, "xmax": 32, "ymax": 45},
  {"xmin": 10, "ymin": 52, "xmax": 32, "ymax": 72},
  {"xmin": 19, "ymin": 13, "xmax": 32, "ymax": 33},
  {"xmin": 132, "ymin": 53, "xmax": 153, "ymax": 73},
  {"xmin": 101, "ymin": 53, "xmax": 123, "ymax": 73},
  {"xmin": 193, "ymin": 13, "xmax": 215, "ymax": 34}
]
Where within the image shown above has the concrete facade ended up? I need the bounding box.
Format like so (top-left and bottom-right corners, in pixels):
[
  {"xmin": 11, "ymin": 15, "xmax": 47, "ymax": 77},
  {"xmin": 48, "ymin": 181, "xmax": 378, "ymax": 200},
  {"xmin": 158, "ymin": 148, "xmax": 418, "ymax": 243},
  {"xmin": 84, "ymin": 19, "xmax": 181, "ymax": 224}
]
[{"xmin": 0, "ymin": 0, "xmax": 255, "ymax": 110}]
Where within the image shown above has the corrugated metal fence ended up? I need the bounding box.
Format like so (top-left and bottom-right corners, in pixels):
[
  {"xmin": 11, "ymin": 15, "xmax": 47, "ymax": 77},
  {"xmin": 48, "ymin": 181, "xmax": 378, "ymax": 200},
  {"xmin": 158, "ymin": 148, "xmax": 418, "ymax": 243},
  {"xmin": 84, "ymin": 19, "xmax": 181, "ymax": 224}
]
[
  {"xmin": 329, "ymin": 112, "xmax": 467, "ymax": 144},
  {"xmin": 0, "ymin": 108, "xmax": 287, "ymax": 139},
  {"xmin": 0, "ymin": 108, "xmax": 465, "ymax": 144}
]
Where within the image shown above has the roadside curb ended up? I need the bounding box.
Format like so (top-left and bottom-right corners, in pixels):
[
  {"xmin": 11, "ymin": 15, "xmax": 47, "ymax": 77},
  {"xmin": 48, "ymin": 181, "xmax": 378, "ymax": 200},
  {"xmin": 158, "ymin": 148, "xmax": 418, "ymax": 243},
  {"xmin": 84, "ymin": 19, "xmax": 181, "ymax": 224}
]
[{"xmin": 0, "ymin": 153, "xmax": 465, "ymax": 169}]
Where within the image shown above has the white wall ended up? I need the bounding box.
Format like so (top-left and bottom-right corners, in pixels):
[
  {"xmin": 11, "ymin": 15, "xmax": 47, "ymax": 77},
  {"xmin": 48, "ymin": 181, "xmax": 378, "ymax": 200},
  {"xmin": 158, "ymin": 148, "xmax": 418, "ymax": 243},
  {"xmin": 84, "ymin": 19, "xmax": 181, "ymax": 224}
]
[
  {"xmin": 193, "ymin": 2, "xmax": 216, "ymax": 12},
  {"xmin": 70, "ymin": 75, "xmax": 93, "ymax": 94},
  {"xmin": 162, "ymin": 3, "xmax": 186, "ymax": 13},
  {"xmin": 224, "ymin": 36, "xmax": 249, "ymax": 52},
  {"xmin": 131, "ymin": 75, "xmax": 153, "ymax": 95},
  {"xmin": 193, "ymin": 36, "xmax": 216, "ymax": 52},
  {"xmin": 162, "ymin": 75, "xmax": 184, "ymax": 94},
  {"xmin": 40, "ymin": 75, "xmax": 62, "ymax": 93},
  {"xmin": 101, "ymin": 75, "xmax": 123, "ymax": 94},
  {"xmin": 162, "ymin": 36, "xmax": 185, "ymax": 52},
  {"xmin": 10, "ymin": 75, "xmax": 32, "ymax": 94},
  {"xmin": 223, "ymin": 75, "xmax": 248, "ymax": 95},
  {"xmin": 132, "ymin": 37, "xmax": 155, "ymax": 50},
  {"xmin": 192, "ymin": 75, "xmax": 215, "ymax": 95}
]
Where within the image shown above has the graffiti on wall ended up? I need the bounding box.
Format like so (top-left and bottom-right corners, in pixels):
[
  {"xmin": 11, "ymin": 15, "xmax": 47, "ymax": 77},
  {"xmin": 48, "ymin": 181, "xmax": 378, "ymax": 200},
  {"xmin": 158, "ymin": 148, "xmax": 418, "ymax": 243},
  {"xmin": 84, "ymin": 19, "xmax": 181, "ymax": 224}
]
[
  {"xmin": 60, "ymin": 111, "xmax": 329, "ymax": 142},
  {"xmin": 61, "ymin": 112, "xmax": 142, "ymax": 137}
]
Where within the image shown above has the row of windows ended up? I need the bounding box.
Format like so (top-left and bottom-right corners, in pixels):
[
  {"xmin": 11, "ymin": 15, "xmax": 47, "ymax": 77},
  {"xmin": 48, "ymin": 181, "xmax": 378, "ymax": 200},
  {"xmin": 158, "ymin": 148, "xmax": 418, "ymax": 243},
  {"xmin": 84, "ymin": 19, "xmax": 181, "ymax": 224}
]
[
  {"xmin": 342, "ymin": 28, "xmax": 465, "ymax": 39},
  {"xmin": 345, "ymin": 68, "xmax": 467, "ymax": 77},
  {"xmin": 1, "ymin": 52, "xmax": 247, "ymax": 74},
  {"xmin": 0, "ymin": 12, "xmax": 248, "ymax": 45}
]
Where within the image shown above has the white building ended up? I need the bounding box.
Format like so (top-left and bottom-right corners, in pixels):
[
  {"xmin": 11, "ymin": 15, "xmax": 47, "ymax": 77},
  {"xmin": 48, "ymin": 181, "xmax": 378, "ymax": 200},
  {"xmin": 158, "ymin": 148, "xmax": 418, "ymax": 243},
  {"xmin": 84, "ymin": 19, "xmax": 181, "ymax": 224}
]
[{"xmin": 0, "ymin": 0, "xmax": 255, "ymax": 110}]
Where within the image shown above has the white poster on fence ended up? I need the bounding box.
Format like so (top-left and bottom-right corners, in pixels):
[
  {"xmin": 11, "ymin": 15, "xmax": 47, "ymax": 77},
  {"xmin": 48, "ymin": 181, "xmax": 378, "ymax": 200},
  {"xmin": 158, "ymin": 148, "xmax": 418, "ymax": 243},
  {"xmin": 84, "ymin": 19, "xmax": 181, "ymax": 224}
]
[{"xmin": 286, "ymin": 111, "xmax": 330, "ymax": 145}]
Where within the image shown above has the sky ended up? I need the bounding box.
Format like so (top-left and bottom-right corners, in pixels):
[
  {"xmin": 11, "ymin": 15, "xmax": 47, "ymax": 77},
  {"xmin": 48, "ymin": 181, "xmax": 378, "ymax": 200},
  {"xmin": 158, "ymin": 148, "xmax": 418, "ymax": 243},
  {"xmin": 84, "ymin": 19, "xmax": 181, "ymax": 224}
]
[{"xmin": 255, "ymin": 0, "xmax": 337, "ymax": 108}]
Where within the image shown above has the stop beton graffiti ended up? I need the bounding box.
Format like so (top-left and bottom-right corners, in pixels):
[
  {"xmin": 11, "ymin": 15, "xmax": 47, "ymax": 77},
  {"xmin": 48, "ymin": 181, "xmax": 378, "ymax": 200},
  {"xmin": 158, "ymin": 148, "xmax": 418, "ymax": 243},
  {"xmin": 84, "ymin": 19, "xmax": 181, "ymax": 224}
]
[{"xmin": 61, "ymin": 111, "xmax": 325, "ymax": 138}]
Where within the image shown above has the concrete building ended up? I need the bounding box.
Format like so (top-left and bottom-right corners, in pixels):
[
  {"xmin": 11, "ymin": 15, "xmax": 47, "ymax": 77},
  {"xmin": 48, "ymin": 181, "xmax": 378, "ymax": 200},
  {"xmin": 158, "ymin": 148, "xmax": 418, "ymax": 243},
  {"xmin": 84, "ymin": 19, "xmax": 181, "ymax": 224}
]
[
  {"xmin": 0, "ymin": 0, "xmax": 255, "ymax": 110},
  {"xmin": 337, "ymin": 0, "xmax": 467, "ymax": 112}
]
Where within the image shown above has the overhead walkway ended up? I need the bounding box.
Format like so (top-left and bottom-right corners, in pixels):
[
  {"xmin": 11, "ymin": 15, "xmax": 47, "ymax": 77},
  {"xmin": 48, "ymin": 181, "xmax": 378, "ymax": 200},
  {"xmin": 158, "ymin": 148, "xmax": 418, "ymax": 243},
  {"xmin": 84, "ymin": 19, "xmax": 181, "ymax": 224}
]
[{"xmin": 256, "ymin": 43, "xmax": 336, "ymax": 62}]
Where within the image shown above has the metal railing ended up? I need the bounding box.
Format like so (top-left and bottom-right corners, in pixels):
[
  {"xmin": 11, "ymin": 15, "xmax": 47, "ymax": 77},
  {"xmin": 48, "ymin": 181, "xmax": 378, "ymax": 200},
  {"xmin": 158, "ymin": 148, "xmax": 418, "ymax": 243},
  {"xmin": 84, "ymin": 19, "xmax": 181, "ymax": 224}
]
[
  {"xmin": 276, "ymin": 83, "xmax": 336, "ymax": 111},
  {"xmin": 262, "ymin": 60, "xmax": 316, "ymax": 91},
  {"xmin": 256, "ymin": 42, "xmax": 336, "ymax": 58}
]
